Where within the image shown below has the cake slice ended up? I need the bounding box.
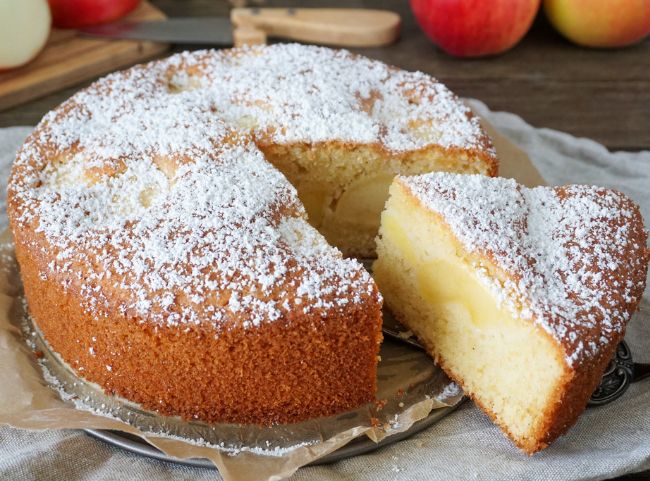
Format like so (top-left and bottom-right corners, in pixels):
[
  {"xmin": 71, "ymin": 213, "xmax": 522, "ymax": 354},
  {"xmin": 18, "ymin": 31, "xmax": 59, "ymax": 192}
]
[{"xmin": 373, "ymin": 172, "xmax": 649, "ymax": 453}]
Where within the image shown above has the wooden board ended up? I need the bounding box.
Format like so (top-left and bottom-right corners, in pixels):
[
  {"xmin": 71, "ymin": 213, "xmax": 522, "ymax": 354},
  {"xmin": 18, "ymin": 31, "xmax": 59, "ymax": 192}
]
[{"xmin": 0, "ymin": 2, "xmax": 169, "ymax": 111}]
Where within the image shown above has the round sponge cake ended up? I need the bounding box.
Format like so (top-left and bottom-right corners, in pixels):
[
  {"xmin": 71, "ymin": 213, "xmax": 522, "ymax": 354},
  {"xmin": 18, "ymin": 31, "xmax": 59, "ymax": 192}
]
[{"xmin": 8, "ymin": 44, "xmax": 495, "ymax": 424}]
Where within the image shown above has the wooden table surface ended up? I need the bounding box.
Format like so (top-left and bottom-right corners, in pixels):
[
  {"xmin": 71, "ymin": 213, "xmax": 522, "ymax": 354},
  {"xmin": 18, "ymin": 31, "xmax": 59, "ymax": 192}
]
[
  {"xmin": 2, "ymin": 1, "xmax": 649, "ymax": 479},
  {"xmin": 1, "ymin": 0, "xmax": 649, "ymax": 152}
]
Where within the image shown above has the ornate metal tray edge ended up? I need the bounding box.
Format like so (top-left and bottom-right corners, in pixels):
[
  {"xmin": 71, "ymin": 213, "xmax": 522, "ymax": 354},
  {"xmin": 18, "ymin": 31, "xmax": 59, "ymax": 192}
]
[{"xmin": 84, "ymin": 403, "xmax": 462, "ymax": 469}]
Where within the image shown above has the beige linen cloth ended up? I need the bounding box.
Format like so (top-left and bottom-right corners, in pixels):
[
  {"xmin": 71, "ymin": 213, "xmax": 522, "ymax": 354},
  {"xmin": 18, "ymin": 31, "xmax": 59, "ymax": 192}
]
[{"xmin": 0, "ymin": 99, "xmax": 649, "ymax": 481}]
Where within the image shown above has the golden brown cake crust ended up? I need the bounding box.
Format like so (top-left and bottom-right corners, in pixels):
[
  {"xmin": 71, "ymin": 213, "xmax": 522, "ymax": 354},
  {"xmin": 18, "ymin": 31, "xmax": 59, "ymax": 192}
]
[{"xmin": 16, "ymin": 232, "xmax": 381, "ymax": 423}]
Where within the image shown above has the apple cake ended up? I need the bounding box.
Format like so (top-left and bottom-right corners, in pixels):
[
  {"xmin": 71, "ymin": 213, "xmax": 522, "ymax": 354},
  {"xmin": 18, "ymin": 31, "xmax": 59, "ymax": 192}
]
[
  {"xmin": 373, "ymin": 172, "xmax": 649, "ymax": 452},
  {"xmin": 8, "ymin": 44, "xmax": 496, "ymax": 424}
]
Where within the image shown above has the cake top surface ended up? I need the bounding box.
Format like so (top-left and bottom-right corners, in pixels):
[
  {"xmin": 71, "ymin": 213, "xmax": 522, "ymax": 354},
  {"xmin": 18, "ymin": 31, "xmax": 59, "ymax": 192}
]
[
  {"xmin": 164, "ymin": 44, "xmax": 495, "ymax": 155},
  {"xmin": 162, "ymin": 44, "xmax": 494, "ymax": 154},
  {"xmin": 28, "ymin": 43, "xmax": 494, "ymax": 158},
  {"xmin": 400, "ymin": 172, "xmax": 649, "ymax": 367},
  {"xmin": 8, "ymin": 44, "xmax": 500, "ymax": 330},
  {"xmin": 7, "ymin": 48, "xmax": 408, "ymax": 330}
]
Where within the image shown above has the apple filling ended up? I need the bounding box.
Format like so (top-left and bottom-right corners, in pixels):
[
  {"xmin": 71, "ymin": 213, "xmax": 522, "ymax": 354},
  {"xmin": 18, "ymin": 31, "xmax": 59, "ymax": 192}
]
[
  {"xmin": 296, "ymin": 173, "xmax": 394, "ymax": 232},
  {"xmin": 332, "ymin": 173, "xmax": 395, "ymax": 229},
  {"xmin": 260, "ymin": 141, "xmax": 493, "ymax": 257},
  {"xmin": 296, "ymin": 188, "xmax": 330, "ymax": 227},
  {"xmin": 294, "ymin": 173, "xmax": 395, "ymax": 254}
]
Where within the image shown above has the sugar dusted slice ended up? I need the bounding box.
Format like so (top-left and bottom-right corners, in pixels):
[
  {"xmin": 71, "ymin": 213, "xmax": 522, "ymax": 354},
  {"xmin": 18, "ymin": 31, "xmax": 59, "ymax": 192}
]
[{"xmin": 373, "ymin": 172, "xmax": 649, "ymax": 453}]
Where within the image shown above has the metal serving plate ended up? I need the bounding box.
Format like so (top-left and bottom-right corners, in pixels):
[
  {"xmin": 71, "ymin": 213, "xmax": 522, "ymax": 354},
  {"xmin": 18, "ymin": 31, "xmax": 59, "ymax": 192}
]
[{"xmin": 85, "ymin": 403, "xmax": 460, "ymax": 469}]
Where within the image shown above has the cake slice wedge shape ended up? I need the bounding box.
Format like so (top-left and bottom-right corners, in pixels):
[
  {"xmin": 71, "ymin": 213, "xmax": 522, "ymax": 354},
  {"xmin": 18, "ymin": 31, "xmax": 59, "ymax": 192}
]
[{"xmin": 373, "ymin": 172, "xmax": 649, "ymax": 453}]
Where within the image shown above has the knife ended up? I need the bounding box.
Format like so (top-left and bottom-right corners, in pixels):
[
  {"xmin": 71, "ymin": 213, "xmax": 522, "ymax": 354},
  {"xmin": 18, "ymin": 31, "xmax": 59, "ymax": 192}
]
[{"xmin": 80, "ymin": 8, "xmax": 401, "ymax": 48}]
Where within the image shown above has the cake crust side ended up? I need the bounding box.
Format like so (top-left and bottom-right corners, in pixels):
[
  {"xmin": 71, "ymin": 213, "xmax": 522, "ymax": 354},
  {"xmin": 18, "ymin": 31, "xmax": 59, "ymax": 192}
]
[{"xmin": 15, "ymin": 228, "xmax": 383, "ymax": 424}]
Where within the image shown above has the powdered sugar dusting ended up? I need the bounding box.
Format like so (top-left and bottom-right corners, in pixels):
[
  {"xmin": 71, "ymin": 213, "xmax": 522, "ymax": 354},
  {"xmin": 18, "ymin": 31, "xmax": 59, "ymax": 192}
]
[
  {"xmin": 7, "ymin": 46, "xmax": 396, "ymax": 331},
  {"xmin": 401, "ymin": 172, "xmax": 649, "ymax": 366},
  {"xmin": 163, "ymin": 44, "xmax": 494, "ymax": 154}
]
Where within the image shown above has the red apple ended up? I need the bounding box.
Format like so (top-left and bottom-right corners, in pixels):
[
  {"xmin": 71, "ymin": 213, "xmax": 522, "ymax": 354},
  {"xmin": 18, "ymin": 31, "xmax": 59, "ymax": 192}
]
[
  {"xmin": 544, "ymin": 0, "xmax": 650, "ymax": 48},
  {"xmin": 0, "ymin": 0, "xmax": 51, "ymax": 70},
  {"xmin": 48, "ymin": 0, "xmax": 141, "ymax": 29},
  {"xmin": 410, "ymin": 0, "xmax": 541, "ymax": 57}
]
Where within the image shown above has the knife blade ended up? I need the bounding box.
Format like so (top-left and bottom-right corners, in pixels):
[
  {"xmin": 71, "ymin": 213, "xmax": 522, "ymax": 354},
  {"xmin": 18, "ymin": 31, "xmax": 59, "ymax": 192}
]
[
  {"xmin": 79, "ymin": 8, "xmax": 401, "ymax": 48},
  {"xmin": 80, "ymin": 18, "xmax": 234, "ymax": 46}
]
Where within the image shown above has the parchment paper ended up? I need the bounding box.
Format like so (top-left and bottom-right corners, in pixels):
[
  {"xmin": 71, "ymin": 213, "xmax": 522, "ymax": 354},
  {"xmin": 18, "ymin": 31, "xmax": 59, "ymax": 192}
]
[{"xmin": 0, "ymin": 119, "xmax": 544, "ymax": 481}]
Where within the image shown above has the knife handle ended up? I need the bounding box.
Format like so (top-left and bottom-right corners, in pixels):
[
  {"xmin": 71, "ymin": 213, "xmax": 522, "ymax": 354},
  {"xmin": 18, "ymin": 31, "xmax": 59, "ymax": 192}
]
[
  {"xmin": 233, "ymin": 25, "xmax": 267, "ymax": 47},
  {"xmin": 230, "ymin": 8, "xmax": 401, "ymax": 48}
]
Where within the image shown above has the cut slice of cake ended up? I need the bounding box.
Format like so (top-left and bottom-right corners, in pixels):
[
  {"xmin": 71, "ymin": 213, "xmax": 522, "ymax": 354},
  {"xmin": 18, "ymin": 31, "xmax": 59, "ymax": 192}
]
[{"xmin": 373, "ymin": 172, "xmax": 649, "ymax": 453}]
